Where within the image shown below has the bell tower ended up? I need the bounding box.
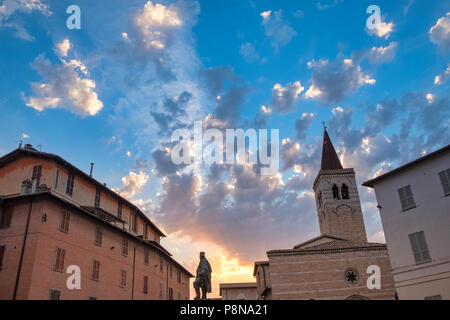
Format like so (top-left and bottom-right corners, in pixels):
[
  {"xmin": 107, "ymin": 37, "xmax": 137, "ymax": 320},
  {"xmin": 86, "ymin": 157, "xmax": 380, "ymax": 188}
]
[{"xmin": 313, "ymin": 129, "xmax": 368, "ymax": 243}]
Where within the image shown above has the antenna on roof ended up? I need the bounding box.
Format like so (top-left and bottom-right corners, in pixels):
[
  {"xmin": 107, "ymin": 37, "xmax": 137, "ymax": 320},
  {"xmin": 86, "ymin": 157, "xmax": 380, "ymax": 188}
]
[
  {"xmin": 322, "ymin": 121, "xmax": 327, "ymax": 131},
  {"xmin": 16, "ymin": 140, "xmax": 23, "ymax": 149},
  {"xmin": 37, "ymin": 144, "xmax": 43, "ymax": 152}
]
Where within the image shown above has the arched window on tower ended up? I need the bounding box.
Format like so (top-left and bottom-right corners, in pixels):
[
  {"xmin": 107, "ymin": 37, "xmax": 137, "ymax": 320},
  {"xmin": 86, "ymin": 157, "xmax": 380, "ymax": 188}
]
[
  {"xmin": 341, "ymin": 184, "xmax": 350, "ymax": 200},
  {"xmin": 332, "ymin": 184, "xmax": 340, "ymax": 200},
  {"xmin": 318, "ymin": 191, "xmax": 323, "ymax": 208}
]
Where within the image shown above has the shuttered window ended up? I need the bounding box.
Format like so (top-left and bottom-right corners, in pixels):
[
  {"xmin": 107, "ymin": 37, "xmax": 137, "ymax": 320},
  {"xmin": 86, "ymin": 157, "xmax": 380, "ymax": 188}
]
[
  {"xmin": 0, "ymin": 206, "xmax": 13, "ymax": 229},
  {"xmin": 118, "ymin": 202, "xmax": 122, "ymax": 220},
  {"xmin": 439, "ymin": 169, "xmax": 450, "ymax": 194},
  {"xmin": 0, "ymin": 245, "xmax": 5, "ymax": 270},
  {"xmin": 54, "ymin": 248, "xmax": 66, "ymax": 272},
  {"xmin": 94, "ymin": 226, "xmax": 102, "ymax": 246},
  {"xmin": 144, "ymin": 249, "xmax": 149, "ymax": 265},
  {"xmin": 398, "ymin": 185, "xmax": 416, "ymax": 210},
  {"xmin": 59, "ymin": 210, "xmax": 70, "ymax": 233},
  {"xmin": 143, "ymin": 276, "xmax": 148, "ymax": 294},
  {"xmin": 32, "ymin": 165, "xmax": 42, "ymax": 185},
  {"xmin": 94, "ymin": 188, "xmax": 101, "ymax": 208},
  {"xmin": 92, "ymin": 260, "xmax": 100, "ymax": 281},
  {"xmin": 120, "ymin": 270, "xmax": 127, "ymax": 287},
  {"xmin": 409, "ymin": 231, "xmax": 431, "ymax": 264},
  {"xmin": 122, "ymin": 238, "xmax": 128, "ymax": 257},
  {"xmin": 49, "ymin": 289, "xmax": 61, "ymax": 300},
  {"xmin": 66, "ymin": 172, "xmax": 75, "ymax": 196}
]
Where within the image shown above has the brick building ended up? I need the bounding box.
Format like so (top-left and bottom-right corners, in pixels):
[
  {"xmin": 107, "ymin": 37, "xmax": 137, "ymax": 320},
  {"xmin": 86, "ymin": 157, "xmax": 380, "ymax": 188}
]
[
  {"xmin": 0, "ymin": 144, "xmax": 193, "ymax": 300},
  {"xmin": 253, "ymin": 130, "xmax": 396, "ymax": 300}
]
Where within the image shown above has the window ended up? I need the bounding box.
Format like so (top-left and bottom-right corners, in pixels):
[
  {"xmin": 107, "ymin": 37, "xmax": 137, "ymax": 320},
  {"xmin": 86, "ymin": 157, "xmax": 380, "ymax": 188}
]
[
  {"xmin": 170, "ymin": 265, "xmax": 173, "ymax": 278},
  {"xmin": 118, "ymin": 202, "xmax": 122, "ymax": 220},
  {"xmin": 54, "ymin": 248, "xmax": 65, "ymax": 272},
  {"xmin": 94, "ymin": 188, "xmax": 101, "ymax": 208},
  {"xmin": 159, "ymin": 283, "xmax": 163, "ymax": 299},
  {"xmin": 132, "ymin": 213, "xmax": 138, "ymax": 232},
  {"xmin": 341, "ymin": 184, "xmax": 350, "ymax": 200},
  {"xmin": 332, "ymin": 184, "xmax": 340, "ymax": 200},
  {"xmin": 120, "ymin": 270, "xmax": 127, "ymax": 287},
  {"xmin": 317, "ymin": 191, "xmax": 323, "ymax": 208},
  {"xmin": 160, "ymin": 257, "xmax": 163, "ymax": 272},
  {"xmin": 92, "ymin": 260, "xmax": 100, "ymax": 281},
  {"xmin": 59, "ymin": 210, "xmax": 70, "ymax": 233},
  {"xmin": 439, "ymin": 169, "xmax": 450, "ymax": 195},
  {"xmin": 0, "ymin": 245, "xmax": 5, "ymax": 270},
  {"xmin": 0, "ymin": 206, "xmax": 13, "ymax": 229},
  {"xmin": 32, "ymin": 165, "xmax": 42, "ymax": 185},
  {"xmin": 49, "ymin": 289, "xmax": 61, "ymax": 300},
  {"xmin": 177, "ymin": 270, "xmax": 181, "ymax": 284},
  {"xmin": 144, "ymin": 249, "xmax": 149, "ymax": 265},
  {"xmin": 88, "ymin": 297, "xmax": 97, "ymax": 300},
  {"xmin": 409, "ymin": 231, "xmax": 431, "ymax": 264},
  {"xmin": 425, "ymin": 295, "xmax": 442, "ymax": 300},
  {"xmin": 143, "ymin": 276, "xmax": 148, "ymax": 294},
  {"xmin": 168, "ymin": 288, "xmax": 173, "ymax": 300},
  {"xmin": 66, "ymin": 172, "xmax": 75, "ymax": 196},
  {"xmin": 398, "ymin": 185, "xmax": 416, "ymax": 210},
  {"xmin": 344, "ymin": 269, "xmax": 359, "ymax": 285},
  {"xmin": 94, "ymin": 226, "xmax": 102, "ymax": 247},
  {"xmin": 122, "ymin": 238, "xmax": 128, "ymax": 257},
  {"xmin": 144, "ymin": 224, "xmax": 148, "ymax": 240}
]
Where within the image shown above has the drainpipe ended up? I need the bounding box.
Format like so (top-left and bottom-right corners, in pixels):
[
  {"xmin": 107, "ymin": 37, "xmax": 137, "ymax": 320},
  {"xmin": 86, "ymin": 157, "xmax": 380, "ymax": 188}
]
[
  {"xmin": 131, "ymin": 246, "xmax": 136, "ymax": 300},
  {"xmin": 13, "ymin": 197, "xmax": 34, "ymax": 300}
]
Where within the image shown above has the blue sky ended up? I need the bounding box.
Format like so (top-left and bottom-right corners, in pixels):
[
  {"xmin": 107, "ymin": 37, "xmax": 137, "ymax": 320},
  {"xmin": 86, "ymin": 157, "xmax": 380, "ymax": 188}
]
[{"xmin": 0, "ymin": 0, "xmax": 449, "ymax": 296}]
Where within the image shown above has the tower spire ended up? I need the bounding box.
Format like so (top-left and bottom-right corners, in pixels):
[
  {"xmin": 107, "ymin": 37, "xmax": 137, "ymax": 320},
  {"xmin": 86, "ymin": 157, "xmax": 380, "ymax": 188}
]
[{"xmin": 320, "ymin": 129, "xmax": 343, "ymax": 170}]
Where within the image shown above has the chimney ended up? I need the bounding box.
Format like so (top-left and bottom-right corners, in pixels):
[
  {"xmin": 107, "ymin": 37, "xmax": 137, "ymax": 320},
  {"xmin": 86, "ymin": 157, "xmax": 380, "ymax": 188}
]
[
  {"xmin": 21, "ymin": 179, "xmax": 32, "ymax": 195},
  {"xmin": 90, "ymin": 163, "xmax": 94, "ymax": 177}
]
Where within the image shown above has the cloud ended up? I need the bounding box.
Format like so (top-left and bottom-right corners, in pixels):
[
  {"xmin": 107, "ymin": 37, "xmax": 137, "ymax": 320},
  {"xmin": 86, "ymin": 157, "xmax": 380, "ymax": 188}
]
[
  {"xmin": 115, "ymin": 171, "xmax": 150, "ymax": 199},
  {"xmin": 0, "ymin": 0, "xmax": 50, "ymax": 40},
  {"xmin": 295, "ymin": 113, "xmax": 315, "ymax": 141},
  {"xmin": 435, "ymin": 63, "xmax": 450, "ymax": 85},
  {"xmin": 270, "ymin": 81, "xmax": 304, "ymax": 114},
  {"xmin": 22, "ymin": 133, "xmax": 30, "ymax": 139},
  {"xmin": 134, "ymin": 1, "xmax": 182, "ymax": 50},
  {"xmin": 304, "ymin": 58, "xmax": 375, "ymax": 104},
  {"xmin": 366, "ymin": 17, "xmax": 395, "ymax": 39},
  {"xmin": 367, "ymin": 42, "xmax": 398, "ymax": 64},
  {"xmin": 261, "ymin": 9, "xmax": 297, "ymax": 52},
  {"xmin": 429, "ymin": 13, "xmax": 450, "ymax": 52},
  {"xmin": 239, "ymin": 42, "xmax": 265, "ymax": 63},
  {"xmin": 254, "ymin": 105, "xmax": 272, "ymax": 127},
  {"xmin": 54, "ymin": 38, "xmax": 71, "ymax": 57},
  {"xmin": 317, "ymin": 0, "xmax": 344, "ymax": 11},
  {"xmin": 25, "ymin": 49, "xmax": 103, "ymax": 116}
]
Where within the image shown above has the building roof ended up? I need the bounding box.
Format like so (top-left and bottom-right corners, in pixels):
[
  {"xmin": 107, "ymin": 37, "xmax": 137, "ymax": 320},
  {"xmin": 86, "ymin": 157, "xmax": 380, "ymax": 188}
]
[
  {"xmin": 219, "ymin": 283, "xmax": 257, "ymax": 296},
  {"xmin": 293, "ymin": 234, "xmax": 346, "ymax": 250},
  {"xmin": 268, "ymin": 238, "xmax": 387, "ymax": 257},
  {"xmin": 321, "ymin": 130, "xmax": 343, "ymax": 170},
  {"xmin": 0, "ymin": 146, "xmax": 165, "ymax": 237},
  {"xmin": 0, "ymin": 191, "xmax": 194, "ymax": 277},
  {"xmin": 362, "ymin": 144, "xmax": 450, "ymax": 188}
]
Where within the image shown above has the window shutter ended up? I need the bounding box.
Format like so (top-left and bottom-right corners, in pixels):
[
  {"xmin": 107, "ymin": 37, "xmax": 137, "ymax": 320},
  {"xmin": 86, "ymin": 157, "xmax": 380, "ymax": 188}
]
[
  {"xmin": 404, "ymin": 185, "xmax": 415, "ymax": 207},
  {"xmin": 439, "ymin": 169, "xmax": 450, "ymax": 194},
  {"xmin": 408, "ymin": 233, "xmax": 421, "ymax": 263},
  {"xmin": 398, "ymin": 188, "xmax": 408, "ymax": 209},
  {"xmin": 417, "ymin": 231, "xmax": 431, "ymax": 261}
]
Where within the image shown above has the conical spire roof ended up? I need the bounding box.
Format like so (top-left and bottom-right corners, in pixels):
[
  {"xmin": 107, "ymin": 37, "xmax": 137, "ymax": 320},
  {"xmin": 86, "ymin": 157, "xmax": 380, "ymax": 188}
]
[{"xmin": 321, "ymin": 130, "xmax": 343, "ymax": 170}]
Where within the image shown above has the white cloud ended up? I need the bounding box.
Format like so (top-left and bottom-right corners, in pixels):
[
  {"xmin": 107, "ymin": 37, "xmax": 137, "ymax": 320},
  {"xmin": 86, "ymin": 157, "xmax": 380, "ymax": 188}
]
[
  {"xmin": 366, "ymin": 18, "xmax": 394, "ymax": 39},
  {"xmin": 304, "ymin": 58, "xmax": 375, "ymax": 104},
  {"xmin": 0, "ymin": 0, "xmax": 50, "ymax": 40},
  {"xmin": 25, "ymin": 51, "xmax": 103, "ymax": 116},
  {"xmin": 261, "ymin": 9, "xmax": 297, "ymax": 52},
  {"xmin": 239, "ymin": 42, "xmax": 264, "ymax": 63},
  {"xmin": 368, "ymin": 42, "xmax": 398, "ymax": 64},
  {"xmin": 22, "ymin": 133, "xmax": 30, "ymax": 139},
  {"xmin": 429, "ymin": 13, "xmax": 450, "ymax": 52},
  {"xmin": 434, "ymin": 63, "xmax": 450, "ymax": 85},
  {"xmin": 54, "ymin": 38, "xmax": 71, "ymax": 57},
  {"xmin": 115, "ymin": 171, "xmax": 150, "ymax": 200},
  {"xmin": 426, "ymin": 93, "xmax": 434, "ymax": 104},
  {"xmin": 134, "ymin": 1, "xmax": 182, "ymax": 50},
  {"xmin": 271, "ymin": 81, "xmax": 304, "ymax": 113}
]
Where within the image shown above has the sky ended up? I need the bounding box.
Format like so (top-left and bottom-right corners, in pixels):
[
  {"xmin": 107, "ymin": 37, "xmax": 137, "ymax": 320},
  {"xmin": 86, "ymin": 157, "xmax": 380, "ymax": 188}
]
[{"xmin": 0, "ymin": 0, "xmax": 449, "ymax": 298}]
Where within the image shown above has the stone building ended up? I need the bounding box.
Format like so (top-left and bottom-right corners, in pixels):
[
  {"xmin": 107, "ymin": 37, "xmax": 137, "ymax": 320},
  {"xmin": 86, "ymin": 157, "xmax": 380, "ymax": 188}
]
[
  {"xmin": 0, "ymin": 144, "xmax": 193, "ymax": 300},
  {"xmin": 219, "ymin": 283, "xmax": 257, "ymax": 300},
  {"xmin": 363, "ymin": 145, "xmax": 450, "ymax": 300},
  {"xmin": 253, "ymin": 130, "xmax": 396, "ymax": 300}
]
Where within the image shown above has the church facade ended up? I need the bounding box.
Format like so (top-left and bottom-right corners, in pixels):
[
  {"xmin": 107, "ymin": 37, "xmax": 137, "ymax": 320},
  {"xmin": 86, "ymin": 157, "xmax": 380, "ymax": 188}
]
[{"xmin": 254, "ymin": 130, "xmax": 396, "ymax": 300}]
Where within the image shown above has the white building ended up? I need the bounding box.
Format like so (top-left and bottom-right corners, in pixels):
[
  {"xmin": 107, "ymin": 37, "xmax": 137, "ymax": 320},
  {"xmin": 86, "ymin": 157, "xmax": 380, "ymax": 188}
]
[{"xmin": 363, "ymin": 145, "xmax": 450, "ymax": 300}]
